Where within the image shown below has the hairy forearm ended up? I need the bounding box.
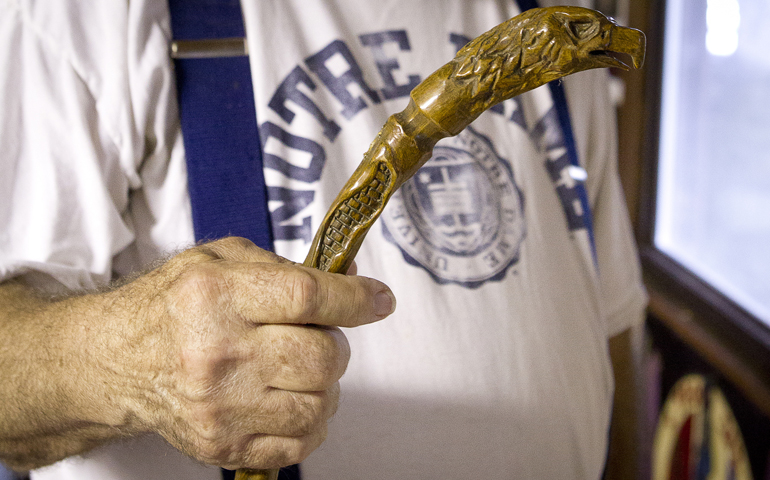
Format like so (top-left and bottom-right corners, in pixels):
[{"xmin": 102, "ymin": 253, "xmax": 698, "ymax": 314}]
[
  {"xmin": 0, "ymin": 280, "xmax": 148, "ymax": 471},
  {"xmin": 0, "ymin": 238, "xmax": 395, "ymax": 473}
]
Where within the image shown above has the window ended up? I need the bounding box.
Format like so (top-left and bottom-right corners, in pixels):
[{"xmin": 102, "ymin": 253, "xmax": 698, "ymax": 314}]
[
  {"xmin": 653, "ymin": 0, "xmax": 770, "ymax": 327},
  {"xmin": 626, "ymin": 0, "xmax": 770, "ymax": 471}
]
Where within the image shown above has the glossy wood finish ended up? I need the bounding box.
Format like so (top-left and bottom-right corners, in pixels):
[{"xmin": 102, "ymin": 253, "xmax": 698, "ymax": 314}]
[
  {"xmin": 303, "ymin": 6, "xmax": 644, "ymax": 275},
  {"xmin": 238, "ymin": 7, "xmax": 644, "ymax": 479}
]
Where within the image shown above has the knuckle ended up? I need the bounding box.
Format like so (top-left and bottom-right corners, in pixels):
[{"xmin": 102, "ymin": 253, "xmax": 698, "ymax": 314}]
[
  {"xmin": 256, "ymin": 447, "xmax": 296, "ymax": 470},
  {"xmin": 173, "ymin": 264, "xmax": 225, "ymax": 305},
  {"xmin": 175, "ymin": 241, "xmax": 229, "ymax": 267},
  {"xmin": 286, "ymin": 394, "xmax": 327, "ymax": 436},
  {"xmin": 184, "ymin": 404, "xmax": 240, "ymax": 465},
  {"xmin": 294, "ymin": 364, "xmax": 329, "ymax": 392},
  {"xmin": 189, "ymin": 403, "xmax": 224, "ymax": 440},
  {"xmin": 195, "ymin": 437, "xmax": 228, "ymax": 464},
  {"xmin": 274, "ymin": 327, "xmax": 347, "ymax": 389},
  {"xmin": 309, "ymin": 331, "xmax": 347, "ymax": 385},
  {"xmin": 169, "ymin": 269, "xmax": 235, "ymax": 382},
  {"xmin": 215, "ymin": 236, "xmax": 256, "ymax": 254},
  {"xmin": 283, "ymin": 269, "xmax": 322, "ymax": 322},
  {"xmin": 219, "ymin": 235, "xmax": 255, "ymax": 249},
  {"xmin": 185, "ymin": 418, "xmax": 227, "ymax": 462},
  {"xmin": 325, "ymin": 327, "xmax": 350, "ymax": 377},
  {"xmin": 260, "ymin": 433, "xmax": 325, "ymax": 468},
  {"xmin": 288, "ymin": 437, "xmax": 323, "ymax": 465}
]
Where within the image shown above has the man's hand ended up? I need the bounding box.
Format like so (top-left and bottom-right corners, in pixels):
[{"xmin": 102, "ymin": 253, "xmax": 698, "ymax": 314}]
[{"xmin": 0, "ymin": 237, "xmax": 396, "ymax": 471}]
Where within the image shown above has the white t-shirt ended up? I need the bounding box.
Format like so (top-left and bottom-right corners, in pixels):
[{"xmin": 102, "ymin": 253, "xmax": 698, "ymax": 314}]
[{"xmin": 0, "ymin": 1, "xmax": 647, "ymax": 479}]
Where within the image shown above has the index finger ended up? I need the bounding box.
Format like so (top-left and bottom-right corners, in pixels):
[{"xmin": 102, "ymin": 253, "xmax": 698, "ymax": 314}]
[{"xmin": 195, "ymin": 236, "xmax": 292, "ymax": 265}]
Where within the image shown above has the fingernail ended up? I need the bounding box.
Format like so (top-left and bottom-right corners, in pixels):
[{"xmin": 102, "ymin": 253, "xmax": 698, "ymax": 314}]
[{"xmin": 374, "ymin": 289, "xmax": 397, "ymax": 318}]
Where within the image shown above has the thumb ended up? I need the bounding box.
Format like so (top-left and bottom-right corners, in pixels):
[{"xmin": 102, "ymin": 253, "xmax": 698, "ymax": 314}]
[
  {"xmin": 316, "ymin": 270, "xmax": 397, "ymax": 327},
  {"xmin": 230, "ymin": 263, "xmax": 397, "ymax": 327}
]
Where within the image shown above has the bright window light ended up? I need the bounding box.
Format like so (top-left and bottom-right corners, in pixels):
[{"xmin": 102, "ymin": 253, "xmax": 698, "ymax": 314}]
[
  {"xmin": 706, "ymin": 0, "xmax": 740, "ymax": 56},
  {"xmin": 656, "ymin": 0, "xmax": 770, "ymax": 325}
]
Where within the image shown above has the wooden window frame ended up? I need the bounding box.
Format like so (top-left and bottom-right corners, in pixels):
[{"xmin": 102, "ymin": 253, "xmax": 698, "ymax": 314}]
[{"xmin": 622, "ymin": 0, "xmax": 770, "ymax": 417}]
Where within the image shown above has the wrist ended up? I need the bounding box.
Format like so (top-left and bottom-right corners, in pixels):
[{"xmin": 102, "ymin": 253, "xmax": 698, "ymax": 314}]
[
  {"xmin": 0, "ymin": 284, "xmax": 152, "ymax": 469},
  {"xmin": 60, "ymin": 287, "xmax": 161, "ymax": 436}
]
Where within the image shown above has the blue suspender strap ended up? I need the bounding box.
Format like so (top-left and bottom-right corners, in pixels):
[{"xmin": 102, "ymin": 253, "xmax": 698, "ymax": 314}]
[
  {"xmin": 168, "ymin": 0, "xmax": 273, "ymax": 251},
  {"xmin": 167, "ymin": 1, "xmax": 299, "ymax": 479},
  {"xmin": 515, "ymin": 0, "xmax": 540, "ymax": 11},
  {"xmin": 516, "ymin": 0, "xmax": 598, "ymax": 263},
  {"xmin": 547, "ymin": 81, "xmax": 598, "ymax": 261}
]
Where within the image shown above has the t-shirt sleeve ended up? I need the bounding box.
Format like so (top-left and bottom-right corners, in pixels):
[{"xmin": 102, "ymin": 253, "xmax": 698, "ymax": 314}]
[
  {"xmin": 0, "ymin": 2, "xmax": 194, "ymax": 294},
  {"xmin": 592, "ymin": 151, "xmax": 648, "ymax": 338},
  {"xmin": 566, "ymin": 69, "xmax": 648, "ymax": 338},
  {"xmin": 0, "ymin": 3, "xmax": 136, "ymax": 293}
]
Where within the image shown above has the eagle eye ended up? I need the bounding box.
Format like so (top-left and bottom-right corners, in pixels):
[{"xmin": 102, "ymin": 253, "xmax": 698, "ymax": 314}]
[{"xmin": 568, "ymin": 20, "xmax": 596, "ymax": 40}]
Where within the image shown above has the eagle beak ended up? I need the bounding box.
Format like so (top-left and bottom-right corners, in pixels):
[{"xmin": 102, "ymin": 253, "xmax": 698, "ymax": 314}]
[{"xmin": 606, "ymin": 25, "xmax": 646, "ymax": 69}]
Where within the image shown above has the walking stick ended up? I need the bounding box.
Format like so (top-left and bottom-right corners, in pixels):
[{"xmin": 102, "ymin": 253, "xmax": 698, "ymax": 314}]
[{"xmin": 236, "ymin": 6, "xmax": 644, "ymax": 480}]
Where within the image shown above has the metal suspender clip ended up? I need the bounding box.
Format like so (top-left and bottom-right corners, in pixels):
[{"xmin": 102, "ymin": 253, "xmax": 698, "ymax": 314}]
[{"xmin": 170, "ymin": 37, "xmax": 248, "ymax": 59}]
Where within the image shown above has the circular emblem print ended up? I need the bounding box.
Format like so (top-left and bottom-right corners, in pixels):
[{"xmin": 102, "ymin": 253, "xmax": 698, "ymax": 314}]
[
  {"xmin": 652, "ymin": 374, "xmax": 753, "ymax": 480},
  {"xmin": 382, "ymin": 126, "xmax": 525, "ymax": 288}
]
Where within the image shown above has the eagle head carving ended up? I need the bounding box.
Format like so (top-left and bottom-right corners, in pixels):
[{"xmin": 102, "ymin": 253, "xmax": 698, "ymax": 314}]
[
  {"xmin": 518, "ymin": 7, "xmax": 646, "ymax": 75},
  {"xmin": 420, "ymin": 6, "xmax": 646, "ymax": 124}
]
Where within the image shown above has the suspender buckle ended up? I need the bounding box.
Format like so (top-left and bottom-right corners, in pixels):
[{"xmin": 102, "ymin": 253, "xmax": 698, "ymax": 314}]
[{"xmin": 170, "ymin": 37, "xmax": 248, "ymax": 59}]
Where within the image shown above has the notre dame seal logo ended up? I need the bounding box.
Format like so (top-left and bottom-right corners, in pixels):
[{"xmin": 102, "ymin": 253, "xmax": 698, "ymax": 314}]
[{"xmin": 382, "ymin": 126, "xmax": 526, "ymax": 288}]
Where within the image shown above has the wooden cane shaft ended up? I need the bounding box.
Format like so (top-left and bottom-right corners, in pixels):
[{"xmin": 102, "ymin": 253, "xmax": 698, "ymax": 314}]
[
  {"xmin": 234, "ymin": 468, "xmax": 279, "ymax": 480},
  {"xmin": 235, "ymin": 7, "xmax": 643, "ymax": 478}
]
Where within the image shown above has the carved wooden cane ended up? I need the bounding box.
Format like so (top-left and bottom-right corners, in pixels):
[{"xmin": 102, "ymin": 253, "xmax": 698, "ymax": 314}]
[{"xmin": 236, "ymin": 7, "xmax": 644, "ymax": 480}]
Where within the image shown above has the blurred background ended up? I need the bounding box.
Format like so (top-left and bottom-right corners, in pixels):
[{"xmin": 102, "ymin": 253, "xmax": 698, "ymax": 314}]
[{"xmin": 609, "ymin": 0, "xmax": 770, "ymax": 478}]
